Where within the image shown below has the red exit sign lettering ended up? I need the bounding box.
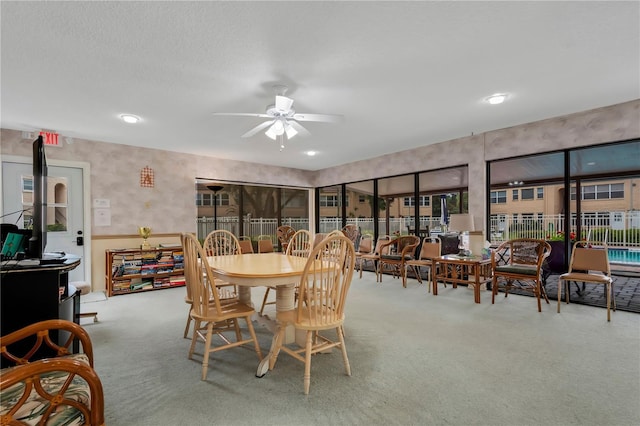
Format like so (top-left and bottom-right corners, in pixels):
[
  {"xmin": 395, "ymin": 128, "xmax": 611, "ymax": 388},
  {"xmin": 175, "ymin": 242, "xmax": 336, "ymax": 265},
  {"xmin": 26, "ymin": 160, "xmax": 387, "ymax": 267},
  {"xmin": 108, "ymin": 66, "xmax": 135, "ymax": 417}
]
[{"xmin": 39, "ymin": 131, "xmax": 60, "ymax": 146}]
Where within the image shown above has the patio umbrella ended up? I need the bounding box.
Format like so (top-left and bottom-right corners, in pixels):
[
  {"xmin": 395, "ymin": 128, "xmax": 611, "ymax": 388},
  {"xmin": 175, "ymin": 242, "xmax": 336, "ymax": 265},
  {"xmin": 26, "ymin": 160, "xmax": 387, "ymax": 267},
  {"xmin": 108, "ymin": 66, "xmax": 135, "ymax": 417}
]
[{"xmin": 440, "ymin": 194, "xmax": 449, "ymax": 229}]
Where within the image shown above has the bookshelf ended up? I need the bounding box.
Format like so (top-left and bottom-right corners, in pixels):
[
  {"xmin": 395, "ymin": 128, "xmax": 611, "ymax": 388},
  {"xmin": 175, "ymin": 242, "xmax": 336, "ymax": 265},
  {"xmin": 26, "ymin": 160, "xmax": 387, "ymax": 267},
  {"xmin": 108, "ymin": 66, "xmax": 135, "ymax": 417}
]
[{"xmin": 105, "ymin": 246, "xmax": 185, "ymax": 296}]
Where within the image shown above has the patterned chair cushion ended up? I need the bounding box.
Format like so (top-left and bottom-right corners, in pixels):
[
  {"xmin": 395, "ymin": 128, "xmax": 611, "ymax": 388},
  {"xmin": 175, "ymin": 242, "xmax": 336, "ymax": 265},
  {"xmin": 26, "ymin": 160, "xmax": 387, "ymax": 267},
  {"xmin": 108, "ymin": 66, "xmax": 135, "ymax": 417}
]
[{"xmin": 0, "ymin": 353, "xmax": 91, "ymax": 426}]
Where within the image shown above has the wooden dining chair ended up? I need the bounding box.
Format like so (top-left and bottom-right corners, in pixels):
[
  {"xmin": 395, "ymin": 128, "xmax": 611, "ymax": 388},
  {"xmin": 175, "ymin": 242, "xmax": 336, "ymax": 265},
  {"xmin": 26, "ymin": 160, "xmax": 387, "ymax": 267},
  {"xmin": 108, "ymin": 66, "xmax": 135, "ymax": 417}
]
[
  {"xmin": 182, "ymin": 233, "xmax": 262, "ymax": 380},
  {"xmin": 558, "ymin": 241, "xmax": 615, "ymax": 321},
  {"xmin": 285, "ymin": 229, "xmax": 312, "ymax": 257},
  {"xmin": 268, "ymin": 233, "xmax": 356, "ymax": 394},
  {"xmin": 405, "ymin": 236, "xmax": 441, "ymax": 292},
  {"xmin": 203, "ymin": 229, "xmax": 241, "ymax": 256},
  {"xmin": 180, "ymin": 233, "xmax": 238, "ymax": 339}
]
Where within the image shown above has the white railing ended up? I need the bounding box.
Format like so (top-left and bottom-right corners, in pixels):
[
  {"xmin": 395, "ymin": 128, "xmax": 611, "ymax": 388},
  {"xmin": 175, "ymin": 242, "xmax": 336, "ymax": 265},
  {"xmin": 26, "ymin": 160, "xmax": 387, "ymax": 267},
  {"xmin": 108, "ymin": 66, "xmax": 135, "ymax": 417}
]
[
  {"xmin": 489, "ymin": 212, "xmax": 640, "ymax": 247},
  {"xmin": 197, "ymin": 211, "xmax": 640, "ymax": 248}
]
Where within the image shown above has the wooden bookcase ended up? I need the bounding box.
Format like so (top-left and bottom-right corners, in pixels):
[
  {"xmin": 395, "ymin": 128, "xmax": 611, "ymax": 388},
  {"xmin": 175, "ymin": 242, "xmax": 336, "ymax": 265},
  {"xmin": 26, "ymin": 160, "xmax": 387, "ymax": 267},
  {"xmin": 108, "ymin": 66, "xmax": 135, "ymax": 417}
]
[{"xmin": 105, "ymin": 247, "xmax": 185, "ymax": 296}]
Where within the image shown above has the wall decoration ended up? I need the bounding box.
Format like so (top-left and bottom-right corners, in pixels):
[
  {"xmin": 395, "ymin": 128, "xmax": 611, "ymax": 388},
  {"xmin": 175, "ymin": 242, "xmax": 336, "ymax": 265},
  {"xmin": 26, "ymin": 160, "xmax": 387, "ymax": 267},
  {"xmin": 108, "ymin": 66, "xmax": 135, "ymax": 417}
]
[{"xmin": 140, "ymin": 166, "xmax": 154, "ymax": 187}]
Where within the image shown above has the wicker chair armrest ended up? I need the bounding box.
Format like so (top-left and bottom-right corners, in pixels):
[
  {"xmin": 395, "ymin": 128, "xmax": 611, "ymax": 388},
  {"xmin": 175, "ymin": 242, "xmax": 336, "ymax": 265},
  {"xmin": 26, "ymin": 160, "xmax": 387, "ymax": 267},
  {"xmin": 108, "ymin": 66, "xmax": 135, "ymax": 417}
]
[
  {"xmin": 1, "ymin": 319, "xmax": 94, "ymax": 367},
  {"xmin": 0, "ymin": 357, "xmax": 105, "ymax": 426}
]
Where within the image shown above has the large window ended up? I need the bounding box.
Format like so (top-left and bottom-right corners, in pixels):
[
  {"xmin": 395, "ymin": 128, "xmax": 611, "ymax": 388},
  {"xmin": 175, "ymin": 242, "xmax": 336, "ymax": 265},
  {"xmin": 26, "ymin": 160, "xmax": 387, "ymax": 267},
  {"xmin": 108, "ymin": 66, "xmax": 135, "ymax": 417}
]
[
  {"xmin": 571, "ymin": 183, "xmax": 625, "ymax": 200},
  {"xmin": 491, "ymin": 190, "xmax": 507, "ymax": 204},
  {"xmin": 320, "ymin": 195, "xmax": 339, "ymax": 207},
  {"xmin": 521, "ymin": 188, "xmax": 534, "ymax": 200}
]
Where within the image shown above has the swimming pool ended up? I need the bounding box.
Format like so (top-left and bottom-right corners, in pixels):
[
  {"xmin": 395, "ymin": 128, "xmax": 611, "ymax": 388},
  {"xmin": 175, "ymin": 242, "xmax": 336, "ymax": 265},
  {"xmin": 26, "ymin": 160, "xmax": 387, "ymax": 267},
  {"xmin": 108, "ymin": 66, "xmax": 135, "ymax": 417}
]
[{"xmin": 609, "ymin": 248, "xmax": 640, "ymax": 265}]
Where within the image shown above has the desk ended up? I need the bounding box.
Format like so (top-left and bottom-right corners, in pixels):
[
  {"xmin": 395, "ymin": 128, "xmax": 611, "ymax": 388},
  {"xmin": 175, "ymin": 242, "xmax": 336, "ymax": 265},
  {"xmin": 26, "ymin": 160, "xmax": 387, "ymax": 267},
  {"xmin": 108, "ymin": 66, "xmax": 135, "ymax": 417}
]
[
  {"xmin": 207, "ymin": 253, "xmax": 309, "ymax": 376},
  {"xmin": 1, "ymin": 256, "xmax": 81, "ymax": 367},
  {"xmin": 431, "ymin": 255, "xmax": 492, "ymax": 304}
]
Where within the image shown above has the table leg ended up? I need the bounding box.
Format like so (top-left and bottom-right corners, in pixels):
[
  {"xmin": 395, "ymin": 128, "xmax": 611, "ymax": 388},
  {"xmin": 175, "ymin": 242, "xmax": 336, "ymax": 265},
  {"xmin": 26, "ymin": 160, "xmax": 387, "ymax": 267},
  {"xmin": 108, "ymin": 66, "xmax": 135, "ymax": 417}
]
[
  {"xmin": 238, "ymin": 285, "xmax": 252, "ymax": 307},
  {"xmin": 256, "ymin": 284, "xmax": 295, "ymax": 377},
  {"xmin": 474, "ymin": 264, "xmax": 481, "ymax": 304}
]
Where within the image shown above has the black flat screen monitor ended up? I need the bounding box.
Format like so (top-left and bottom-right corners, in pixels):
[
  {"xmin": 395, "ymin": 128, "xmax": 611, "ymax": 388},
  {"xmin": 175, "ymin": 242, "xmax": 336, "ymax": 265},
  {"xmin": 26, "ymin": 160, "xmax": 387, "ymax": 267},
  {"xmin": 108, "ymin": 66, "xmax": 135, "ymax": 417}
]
[{"xmin": 27, "ymin": 136, "xmax": 47, "ymax": 259}]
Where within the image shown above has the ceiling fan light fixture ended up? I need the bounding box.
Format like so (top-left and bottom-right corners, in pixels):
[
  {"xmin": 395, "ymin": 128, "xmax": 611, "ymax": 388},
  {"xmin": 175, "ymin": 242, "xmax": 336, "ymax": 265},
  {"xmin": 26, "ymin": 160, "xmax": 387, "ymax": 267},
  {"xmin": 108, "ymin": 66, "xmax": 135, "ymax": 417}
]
[
  {"xmin": 284, "ymin": 123, "xmax": 298, "ymax": 139},
  {"xmin": 265, "ymin": 126, "xmax": 277, "ymax": 140}
]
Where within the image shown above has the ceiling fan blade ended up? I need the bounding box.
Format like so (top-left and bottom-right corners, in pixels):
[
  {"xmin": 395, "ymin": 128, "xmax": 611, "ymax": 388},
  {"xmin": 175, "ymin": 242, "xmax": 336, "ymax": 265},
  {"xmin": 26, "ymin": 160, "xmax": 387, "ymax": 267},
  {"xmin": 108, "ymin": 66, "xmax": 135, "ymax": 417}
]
[
  {"xmin": 292, "ymin": 113, "xmax": 343, "ymax": 123},
  {"xmin": 288, "ymin": 120, "xmax": 311, "ymax": 137},
  {"xmin": 212, "ymin": 112, "xmax": 271, "ymax": 118},
  {"xmin": 241, "ymin": 120, "xmax": 275, "ymax": 138},
  {"xmin": 274, "ymin": 95, "xmax": 294, "ymax": 113}
]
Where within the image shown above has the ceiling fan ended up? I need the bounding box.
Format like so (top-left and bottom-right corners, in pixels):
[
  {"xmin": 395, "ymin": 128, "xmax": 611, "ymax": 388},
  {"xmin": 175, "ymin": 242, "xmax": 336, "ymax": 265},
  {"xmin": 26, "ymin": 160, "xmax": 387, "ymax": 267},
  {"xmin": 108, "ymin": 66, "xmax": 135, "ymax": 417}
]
[{"xmin": 212, "ymin": 85, "xmax": 342, "ymax": 150}]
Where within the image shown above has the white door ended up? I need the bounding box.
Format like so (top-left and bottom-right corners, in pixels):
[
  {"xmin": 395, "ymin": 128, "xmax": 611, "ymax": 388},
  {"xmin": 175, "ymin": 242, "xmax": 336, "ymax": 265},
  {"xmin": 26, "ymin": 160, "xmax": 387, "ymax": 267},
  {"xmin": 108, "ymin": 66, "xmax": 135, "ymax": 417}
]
[{"xmin": 2, "ymin": 161, "xmax": 85, "ymax": 282}]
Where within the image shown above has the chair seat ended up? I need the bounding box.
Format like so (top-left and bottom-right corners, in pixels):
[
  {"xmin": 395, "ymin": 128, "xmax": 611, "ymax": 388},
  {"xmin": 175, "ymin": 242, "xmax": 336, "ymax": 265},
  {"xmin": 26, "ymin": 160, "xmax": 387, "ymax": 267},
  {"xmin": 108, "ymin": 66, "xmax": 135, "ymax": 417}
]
[
  {"xmin": 380, "ymin": 254, "xmax": 413, "ymax": 261},
  {"xmin": 495, "ymin": 265, "xmax": 538, "ymax": 276},
  {"xmin": 191, "ymin": 301, "xmax": 255, "ymax": 322},
  {"xmin": 1, "ymin": 353, "xmax": 92, "ymax": 425},
  {"xmin": 559, "ymin": 272, "xmax": 612, "ymax": 284},
  {"xmin": 405, "ymin": 259, "xmax": 432, "ymax": 267}
]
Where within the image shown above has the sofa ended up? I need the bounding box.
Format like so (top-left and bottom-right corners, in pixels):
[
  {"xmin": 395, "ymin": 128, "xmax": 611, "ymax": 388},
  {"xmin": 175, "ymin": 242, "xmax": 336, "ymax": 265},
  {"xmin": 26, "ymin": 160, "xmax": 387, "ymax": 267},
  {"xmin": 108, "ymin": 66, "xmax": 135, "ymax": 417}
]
[{"xmin": 0, "ymin": 319, "xmax": 105, "ymax": 425}]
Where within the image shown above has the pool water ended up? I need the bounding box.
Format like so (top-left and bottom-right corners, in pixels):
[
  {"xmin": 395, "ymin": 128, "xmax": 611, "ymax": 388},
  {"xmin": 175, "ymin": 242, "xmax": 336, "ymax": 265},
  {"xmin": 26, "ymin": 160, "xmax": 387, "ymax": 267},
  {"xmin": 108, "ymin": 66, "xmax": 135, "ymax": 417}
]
[{"xmin": 609, "ymin": 248, "xmax": 640, "ymax": 265}]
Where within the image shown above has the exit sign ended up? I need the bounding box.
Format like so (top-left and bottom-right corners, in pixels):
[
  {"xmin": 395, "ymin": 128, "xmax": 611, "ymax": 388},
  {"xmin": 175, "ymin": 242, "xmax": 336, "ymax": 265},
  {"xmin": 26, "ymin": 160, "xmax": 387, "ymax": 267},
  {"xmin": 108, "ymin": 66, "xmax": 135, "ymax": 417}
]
[{"xmin": 40, "ymin": 131, "xmax": 60, "ymax": 146}]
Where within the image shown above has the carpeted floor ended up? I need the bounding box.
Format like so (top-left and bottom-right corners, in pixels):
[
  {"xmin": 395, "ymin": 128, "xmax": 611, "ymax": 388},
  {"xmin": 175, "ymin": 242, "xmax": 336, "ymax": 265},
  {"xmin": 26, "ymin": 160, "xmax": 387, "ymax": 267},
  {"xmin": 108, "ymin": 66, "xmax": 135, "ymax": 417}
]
[{"xmin": 81, "ymin": 271, "xmax": 640, "ymax": 426}]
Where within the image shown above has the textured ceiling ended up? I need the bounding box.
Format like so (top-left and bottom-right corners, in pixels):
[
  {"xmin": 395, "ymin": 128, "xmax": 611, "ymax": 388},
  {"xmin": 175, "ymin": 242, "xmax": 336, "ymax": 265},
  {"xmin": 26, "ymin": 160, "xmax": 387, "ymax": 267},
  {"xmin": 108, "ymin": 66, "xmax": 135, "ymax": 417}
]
[{"xmin": 1, "ymin": 1, "xmax": 638, "ymax": 171}]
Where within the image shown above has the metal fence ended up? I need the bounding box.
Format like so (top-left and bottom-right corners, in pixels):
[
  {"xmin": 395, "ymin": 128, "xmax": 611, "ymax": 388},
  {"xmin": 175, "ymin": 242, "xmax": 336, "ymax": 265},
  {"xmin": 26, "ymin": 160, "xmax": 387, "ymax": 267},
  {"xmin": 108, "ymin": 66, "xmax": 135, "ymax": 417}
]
[{"xmin": 197, "ymin": 211, "xmax": 640, "ymax": 248}]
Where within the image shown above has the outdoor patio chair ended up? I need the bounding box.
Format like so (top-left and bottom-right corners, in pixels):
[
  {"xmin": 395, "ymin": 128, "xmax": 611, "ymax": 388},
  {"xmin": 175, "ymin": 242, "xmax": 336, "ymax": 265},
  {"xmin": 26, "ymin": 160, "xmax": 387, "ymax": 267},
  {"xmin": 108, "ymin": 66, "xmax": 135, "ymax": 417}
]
[{"xmin": 558, "ymin": 241, "xmax": 615, "ymax": 321}]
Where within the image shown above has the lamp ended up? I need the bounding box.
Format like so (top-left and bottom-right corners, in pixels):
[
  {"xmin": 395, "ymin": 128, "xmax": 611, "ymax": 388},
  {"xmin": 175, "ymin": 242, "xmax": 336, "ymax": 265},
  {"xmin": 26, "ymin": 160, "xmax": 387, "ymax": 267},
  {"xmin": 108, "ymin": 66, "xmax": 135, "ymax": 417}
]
[
  {"xmin": 448, "ymin": 214, "xmax": 475, "ymax": 256},
  {"xmin": 207, "ymin": 185, "xmax": 224, "ymax": 230}
]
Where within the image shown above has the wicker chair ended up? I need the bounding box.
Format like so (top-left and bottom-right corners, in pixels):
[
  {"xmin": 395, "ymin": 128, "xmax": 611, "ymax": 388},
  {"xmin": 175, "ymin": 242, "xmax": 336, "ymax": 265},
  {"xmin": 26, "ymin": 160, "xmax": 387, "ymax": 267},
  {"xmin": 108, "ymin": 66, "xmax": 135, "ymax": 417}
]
[
  {"xmin": 277, "ymin": 225, "xmax": 296, "ymax": 253},
  {"xmin": 377, "ymin": 235, "xmax": 421, "ymax": 287},
  {"xmin": 491, "ymin": 238, "xmax": 551, "ymax": 312},
  {"xmin": 0, "ymin": 320, "xmax": 105, "ymax": 426}
]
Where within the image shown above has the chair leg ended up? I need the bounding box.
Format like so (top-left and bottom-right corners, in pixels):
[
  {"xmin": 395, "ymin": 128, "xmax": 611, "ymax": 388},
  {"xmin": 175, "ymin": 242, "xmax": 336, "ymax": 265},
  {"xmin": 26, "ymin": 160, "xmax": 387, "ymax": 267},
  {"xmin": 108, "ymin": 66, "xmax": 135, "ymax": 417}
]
[
  {"xmin": 183, "ymin": 308, "xmax": 192, "ymax": 338},
  {"xmin": 606, "ymin": 282, "xmax": 611, "ymax": 322},
  {"xmin": 201, "ymin": 322, "xmax": 214, "ymax": 380},
  {"xmin": 491, "ymin": 276, "xmax": 498, "ymax": 304},
  {"xmin": 557, "ymin": 278, "xmax": 564, "ymax": 313},
  {"xmin": 338, "ymin": 326, "xmax": 351, "ymax": 377},
  {"xmin": 304, "ymin": 331, "xmax": 313, "ymax": 395},
  {"xmin": 188, "ymin": 319, "xmax": 200, "ymax": 359},
  {"xmin": 401, "ymin": 264, "xmax": 407, "ymax": 288},
  {"xmin": 260, "ymin": 287, "xmax": 272, "ymax": 316},
  {"xmin": 536, "ymin": 281, "xmax": 542, "ymax": 312}
]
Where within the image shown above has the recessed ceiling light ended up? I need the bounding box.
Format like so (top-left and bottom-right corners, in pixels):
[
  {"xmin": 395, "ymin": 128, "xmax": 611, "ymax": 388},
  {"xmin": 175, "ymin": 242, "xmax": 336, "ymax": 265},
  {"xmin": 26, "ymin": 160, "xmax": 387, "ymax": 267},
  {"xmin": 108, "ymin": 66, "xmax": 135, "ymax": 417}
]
[
  {"xmin": 485, "ymin": 93, "xmax": 507, "ymax": 105},
  {"xmin": 306, "ymin": 151, "xmax": 317, "ymax": 156},
  {"xmin": 120, "ymin": 114, "xmax": 140, "ymax": 124}
]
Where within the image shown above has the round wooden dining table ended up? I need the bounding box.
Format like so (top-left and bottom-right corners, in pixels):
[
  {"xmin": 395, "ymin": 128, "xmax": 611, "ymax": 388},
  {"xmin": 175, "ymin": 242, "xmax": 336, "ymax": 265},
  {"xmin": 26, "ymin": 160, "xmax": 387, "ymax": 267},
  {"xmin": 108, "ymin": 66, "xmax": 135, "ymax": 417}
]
[{"xmin": 206, "ymin": 252, "xmax": 309, "ymax": 376}]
